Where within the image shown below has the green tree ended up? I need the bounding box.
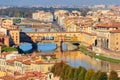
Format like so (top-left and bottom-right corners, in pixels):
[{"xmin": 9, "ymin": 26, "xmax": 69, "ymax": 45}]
[
  {"xmin": 73, "ymin": 68, "xmax": 80, "ymax": 80},
  {"xmin": 98, "ymin": 72, "xmax": 108, "ymax": 80},
  {"xmin": 109, "ymin": 71, "xmax": 119, "ymax": 80},
  {"xmin": 68, "ymin": 68, "xmax": 76, "ymax": 80},
  {"xmin": 85, "ymin": 69, "xmax": 95, "ymax": 80},
  {"xmin": 60, "ymin": 64, "xmax": 69, "ymax": 80},
  {"xmin": 2, "ymin": 47, "xmax": 17, "ymax": 52},
  {"xmin": 78, "ymin": 67, "xmax": 87, "ymax": 80},
  {"xmin": 91, "ymin": 72, "xmax": 96, "ymax": 80},
  {"xmin": 91, "ymin": 71, "xmax": 101, "ymax": 80}
]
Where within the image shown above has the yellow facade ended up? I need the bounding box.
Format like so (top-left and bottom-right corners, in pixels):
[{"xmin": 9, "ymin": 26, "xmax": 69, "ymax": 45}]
[
  {"xmin": 6, "ymin": 62, "xmax": 14, "ymax": 74},
  {"xmin": 0, "ymin": 71, "xmax": 6, "ymax": 77},
  {"xmin": 109, "ymin": 33, "xmax": 120, "ymax": 51},
  {"xmin": 81, "ymin": 32, "xmax": 97, "ymax": 46},
  {"xmin": 9, "ymin": 29, "xmax": 20, "ymax": 45},
  {"xmin": 31, "ymin": 63, "xmax": 54, "ymax": 72}
]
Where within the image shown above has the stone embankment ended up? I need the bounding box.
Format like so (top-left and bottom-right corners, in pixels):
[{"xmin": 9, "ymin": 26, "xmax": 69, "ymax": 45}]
[{"xmin": 65, "ymin": 42, "xmax": 78, "ymax": 51}]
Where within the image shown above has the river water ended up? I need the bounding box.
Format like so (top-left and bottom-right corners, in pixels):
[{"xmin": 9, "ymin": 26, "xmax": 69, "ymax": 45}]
[
  {"xmin": 19, "ymin": 42, "xmax": 120, "ymax": 72},
  {"xmin": 55, "ymin": 51, "xmax": 120, "ymax": 72}
]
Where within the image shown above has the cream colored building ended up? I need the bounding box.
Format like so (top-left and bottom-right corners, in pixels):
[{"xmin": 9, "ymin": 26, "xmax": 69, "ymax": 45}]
[
  {"xmin": 0, "ymin": 52, "xmax": 57, "ymax": 75},
  {"xmin": 92, "ymin": 21, "xmax": 120, "ymax": 52},
  {"xmin": 32, "ymin": 11, "xmax": 53, "ymax": 22},
  {"xmin": 54, "ymin": 10, "xmax": 69, "ymax": 21},
  {"xmin": 81, "ymin": 32, "xmax": 97, "ymax": 46},
  {"xmin": 1, "ymin": 19, "xmax": 13, "ymax": 28}
]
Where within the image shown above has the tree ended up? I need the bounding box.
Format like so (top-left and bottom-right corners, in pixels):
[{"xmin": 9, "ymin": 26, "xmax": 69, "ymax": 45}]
[
  {"xmin": 98, "ymin": 72, "xmax": 108, "ymax": 80},
  {"xmin": 91, "ymin": 72, "xmax": 96, "ymax": 80},
  {"xmin": 85, "ymin": 69, "xmax": 95, "ymax": 80},
  {"xmin": 73, "ymin": 68, "xmax": 80, "ymax": 80},
  {"xmin": 91, "ymin": 71, "xmax": 101, "ymax": 80},
  {"xmin": 109, "ymin": 70, "xmax": 119, "ymax": 80},
  {"xmin": 68, "ymin": 68, "xmax": 76, "ymax": 80},
  {"xmin": 78, "ymin": 67, "xmax": 87, "ymax": 80},
  {"xmin": 61, "ymin": 65, "xmax": 71, "ymax": 80},
  {"xmin": 2, "ymin": 46, "xmax": 17, "ymax": 52}
]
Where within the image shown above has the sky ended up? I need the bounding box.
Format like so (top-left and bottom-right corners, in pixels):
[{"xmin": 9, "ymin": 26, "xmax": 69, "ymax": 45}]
[{"xmin": 0, "ymin": 0, "xmax": 120, "ymax": 7}]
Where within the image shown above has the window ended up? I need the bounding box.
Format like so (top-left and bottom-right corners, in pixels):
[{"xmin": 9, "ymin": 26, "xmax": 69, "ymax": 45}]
[
  {"xmin": 116, "ymin": 48, "xmax": 118, "ymax": 50},
  {"xmin": 116, "ymin": 42, "xmax": 119, "ymax": 45}
]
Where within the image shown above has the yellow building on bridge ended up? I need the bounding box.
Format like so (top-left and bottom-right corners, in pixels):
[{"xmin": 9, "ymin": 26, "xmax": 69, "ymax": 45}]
[{"xmin": 9, "ymin": 29, "xmax": 97, "ymax": 48}]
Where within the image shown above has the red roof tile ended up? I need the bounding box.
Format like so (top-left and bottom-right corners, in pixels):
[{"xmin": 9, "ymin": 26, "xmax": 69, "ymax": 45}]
[
  {"xmin": 95, "ymin": 21, "xmax": 120, "ymax": 28},
  {"xmin": 22, "ymin": 59, "xmax": 31, "ymax": 65},
  {"xmin": 15, "ymin": 56, "xmax": 28, "ymax": 62},
  {"xmin": 2, "ymin": 52, "xmax": 11, "ymax": 56},
  {"xmin": 0, "ymin": 75, "xmax": 15, "ymax": 80},
  {"xmin": 31, "ymin": 57, "xmax": 40, "ymax": 61},
  {"xmin": 14, "ymin": 71, "xmax": 21, "ymax": 76},
  {"xmin": 6, "ymin": 59, "xmax": 15, "ymax": 64}
]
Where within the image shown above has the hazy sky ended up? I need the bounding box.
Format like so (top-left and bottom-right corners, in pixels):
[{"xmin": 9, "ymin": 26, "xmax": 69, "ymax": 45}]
[{"xmin": 0, "ymin": 0, "xmax": 120, "ymax": 6}]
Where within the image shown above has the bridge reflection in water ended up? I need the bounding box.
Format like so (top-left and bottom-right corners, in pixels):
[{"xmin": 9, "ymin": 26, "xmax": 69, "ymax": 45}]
[
  {"xmin": 19, "ymin": 43, "xmax": 33, "ymax": 53},
  {"xmin": 37, "ymin": 43, "xmax": 57, "ymax": 52},
  {"xmin": 19, "ymin": 42, "xmax": 67, "ymax": 53}
]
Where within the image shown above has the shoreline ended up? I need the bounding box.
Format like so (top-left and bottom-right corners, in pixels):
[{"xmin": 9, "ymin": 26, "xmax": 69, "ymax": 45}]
[{"xmin": 79, "ymin": 45, "xmax": 120, "ymax": 63}]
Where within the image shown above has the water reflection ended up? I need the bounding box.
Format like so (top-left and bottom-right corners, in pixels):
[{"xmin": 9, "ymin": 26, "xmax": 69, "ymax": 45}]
[
  {"xmin": 55, "ymin": 51, "xmax": 120, "ymax": 72},
  {"xmin": 19, "ymin": 42, "xmax": 120, "ymax": 72},
  {"xmin": 37, "ymin": 43, "xmax": 57, "ymax": 52},
  {"xmin": 62, "ymin": 43, "xmax": 67, "ymax": 51},
  {"xmin": 19, "ymin": 43, "xmax": 32, "ymax": 52}
]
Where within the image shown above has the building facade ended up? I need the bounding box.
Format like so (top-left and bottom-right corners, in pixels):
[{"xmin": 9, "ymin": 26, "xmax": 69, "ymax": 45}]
[
  {"xmin": 32, "ymin": 11, "xmax": 53, "ymax": 22},
  {"xmin": 9, "ymin": 29, "xmax": 20, "ymax": 45},
  {"xmin": 109, "ymin": 29, "xmax": 120, "ymax": 51}
]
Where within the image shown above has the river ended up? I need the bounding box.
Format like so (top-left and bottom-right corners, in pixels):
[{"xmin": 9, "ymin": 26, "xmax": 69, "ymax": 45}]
[{"xmin": 19, "ymin": 42, "xmax": 120, "ymax": 72}]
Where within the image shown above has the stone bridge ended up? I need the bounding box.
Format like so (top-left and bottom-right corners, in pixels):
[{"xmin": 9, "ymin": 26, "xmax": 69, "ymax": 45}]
[{"xmin": 23, "ymin": 32, "xmax": 82, "ymax": 43}]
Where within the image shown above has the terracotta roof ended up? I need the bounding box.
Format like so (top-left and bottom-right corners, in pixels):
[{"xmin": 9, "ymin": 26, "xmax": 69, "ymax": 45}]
[
  {"xmin": 25, "ymin": 72, "xmax": 35, "ymax": 77},
  {"xmin": 14, "ymin": 71, "xmax": 21, "ymax": 76},
  {"xmin": 40, "ymin": 53, "xmax": 55, "ymax": 56},
  {"xmin": 2, "ymin": 52, "xmax": 11, "ymax": 56},
  {"xmin": 34, "ymin": 60, "xmax": 43, "ymax": 64},
  {"xmin": 16, "ymin": 76, "xmax": 28, "ymax": 80},
  {"xmin": 95, "ymin": 22, "xmax": 120, "ymax": 28},
  {"xmin": 22, "ymin": 59, "xmax": 31, "ymax": 65},
  {"xmin": 110, "ymin": 29, "xmax": 120, "ymax": 33},
  {"xmin": 6, "ymin": 59, "xmax": 15, "ymax": 64},
  {"xmin": 0, "ymin": 75, "xmax": 15, "ymax": 80},
  {"xmin": 95, "ymin": 23, "xmax": 113, "ymax": 28},
  {"xmin": 15, "ymin": 56, "xmax": 28, "ymax": 62},
  {"xmin": 31, "ymin": 57, "xmax": 40, "ymax": 61},
  {"xmin": 30, "ymin": 53, "xmax": 38, "ymax": 58},
  {"xmin": 17, "ymin": 71, "xmax": 50, "ymax": 80}
]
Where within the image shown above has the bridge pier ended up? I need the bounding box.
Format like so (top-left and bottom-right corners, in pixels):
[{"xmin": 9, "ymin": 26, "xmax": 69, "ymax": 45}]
[{"xmin": 56, "ymin": 40, "xmax": 63, "ymax": 51}]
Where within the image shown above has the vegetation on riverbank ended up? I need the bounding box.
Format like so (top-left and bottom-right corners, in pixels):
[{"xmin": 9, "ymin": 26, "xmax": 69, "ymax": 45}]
[
  {"xmin": 51, "ymin": 61, "xmax": 119, "ymax": 80},
  {"xmin": 2, "ymin": 46, "xmax": 17, "ymax": 52},
  {"xmin": 79, "ymin": 45, "xmax": 120, "ymax": 63}
]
